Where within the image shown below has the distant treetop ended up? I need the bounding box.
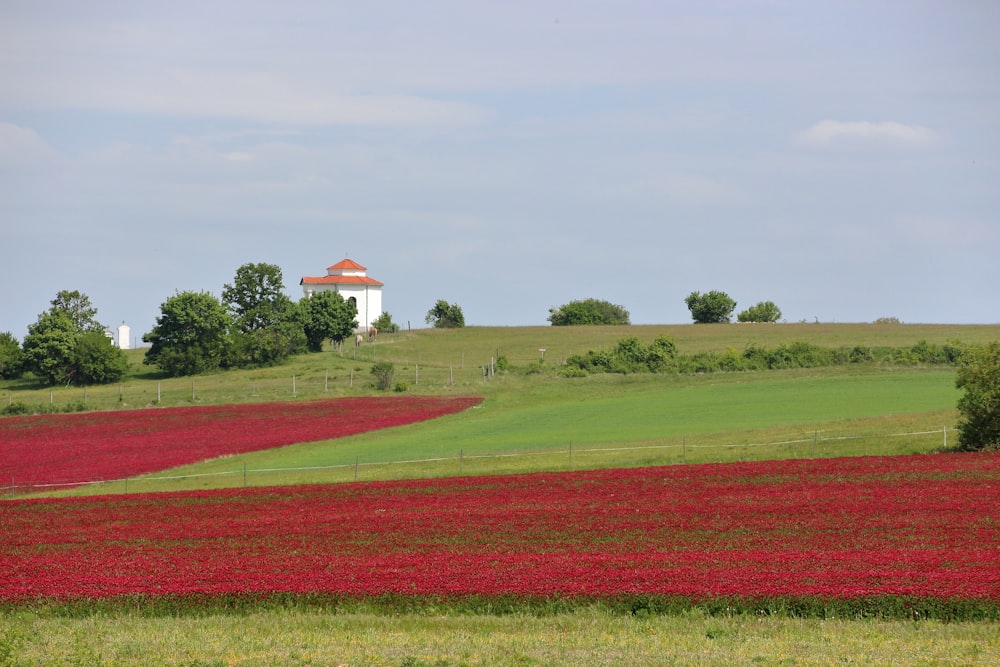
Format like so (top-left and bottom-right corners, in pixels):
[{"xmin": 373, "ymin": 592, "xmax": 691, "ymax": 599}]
[{"xmin": 548, "ymin": 299, "xmax": 630, "ymax": 326}]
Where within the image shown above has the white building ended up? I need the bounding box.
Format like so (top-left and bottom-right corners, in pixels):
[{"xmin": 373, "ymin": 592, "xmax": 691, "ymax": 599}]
[
  {"xmin": 117, "ymin": 322, "xmax": 131, "ymax": 350},
  {"xmin": 300, "ymin": 258, "xmax": 383, "ymax": 332}
]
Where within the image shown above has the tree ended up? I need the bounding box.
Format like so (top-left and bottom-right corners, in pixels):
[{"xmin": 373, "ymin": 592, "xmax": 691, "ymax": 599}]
[
  {"xmin": 955, "ymin": 341, "xmax": 1000, "ymax": 451},
  {"xmin": 737, "ymin": 301, "xmax": 782, "ymax": 323},
  {"xmin": 222, "ymin": 262, "xmax": 305, "ymax": 366},
  {"xmin": 300, "ymin": 291, "xmax": 358, "ymax": 352},
  {"xmin": 426, "ymin": 300, "xmax": 465, "ymax": 328},
  {"xmin": 685, "ymin": 290, "xmax": 736, "ymax": 324},
  {"xmin": 49, "ymin": 290, "xmax": 102, "ymax": 333},
  {"xmin": 548, "ymin": 299, "xmax": 630, "ymax": 326},
  {"xmin": 21, "ymin": 291, "xmax": 127, "ymax": 385},
  {"xmin": 74, "ymin": 331, "xmax": 129, "ymax": 384},
  {"xmin": 371, "ymin": 311, "xmax": 401, "ymax": 334},
  {"xmin": 143, "ymin": 291, "xmax": 232, "ymax": 376},
  {"xmin": 0, "ymin": 332, "xmax": 25, "ymax": 379}
]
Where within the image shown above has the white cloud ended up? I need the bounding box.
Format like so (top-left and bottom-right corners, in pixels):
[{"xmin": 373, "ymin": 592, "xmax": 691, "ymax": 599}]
[{"xmin": 795, "ymin": 120, "xmax": 940, "ymax": 149}]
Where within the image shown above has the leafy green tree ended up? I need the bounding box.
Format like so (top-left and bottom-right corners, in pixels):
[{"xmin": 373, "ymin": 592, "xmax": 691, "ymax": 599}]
[
  {"xmin": 49, "ymin": 290, "xmax": 103, "ymax": 333},
  {"xmin": 685, "ymin": 290, "xmax": 737, "ymax": 324},
  {"xmin": 144, "ymin": 291, "xmax": 232, "ymax": 376},
  {"xmin": 22, "ymin": 310, "xmax": 77, "ymax": 385},
  {"xmin": 74, "ymin": 331, "xmax": 129, "ymax": 384},
  {"xmin": 737, "ymin": 301, "xmax": 782, "ymax": 323},
  {"xmin": 426, "ymin": 300, "xmax": 465, "ymax": 328},
  {"xmin": 548, "ymin": 298, "xmax": 631, "ymax": 326},
  {"xmin": 300, "ymin": 291, "xmax": 358, "ymax": 352},
  {"xmin": 21, "ymin": 291, "xmax": 127, "ymax": 385},
  {"xmin": 223, "ymin": 262, "xmax": 305, "ymax": 366},
  {"xmin": 955, "ymin": 341, "xmax": 1000, "ymax": 451},
  {"xmin": 371, "ymin": 311, "xmax": 401, "ymax": 334},
  {"xmin": 0, "ymin": 332, "xmax": 25, "ymax": 379}
]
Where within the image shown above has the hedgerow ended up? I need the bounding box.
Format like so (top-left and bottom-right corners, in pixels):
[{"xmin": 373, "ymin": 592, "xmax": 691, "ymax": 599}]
[{"xmin": 563, "ymin": 337, "xmax": 967, "ymax": 376}]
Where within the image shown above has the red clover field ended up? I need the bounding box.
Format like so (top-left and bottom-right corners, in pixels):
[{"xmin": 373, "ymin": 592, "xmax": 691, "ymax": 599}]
[{"xmin": 1, "ymin": 399, "xmax": 998, "ymax": 618}]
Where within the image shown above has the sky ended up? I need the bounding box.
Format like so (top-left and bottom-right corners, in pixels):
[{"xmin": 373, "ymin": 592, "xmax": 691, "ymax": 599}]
[{"xmin": 2, "ymin": 1, "xmax": 998, "ymax": 342}]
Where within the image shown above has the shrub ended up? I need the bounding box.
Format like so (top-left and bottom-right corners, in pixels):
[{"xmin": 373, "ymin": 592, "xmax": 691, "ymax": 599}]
[{"xmin": 370, "ymin": 362, "xmax": 395, "ymax": 390}]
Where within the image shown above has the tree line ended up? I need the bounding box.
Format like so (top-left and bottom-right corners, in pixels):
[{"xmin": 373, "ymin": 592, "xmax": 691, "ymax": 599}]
[{"xmin": 2, "ymin": 273, "xmax": 997, "ymax": 452}]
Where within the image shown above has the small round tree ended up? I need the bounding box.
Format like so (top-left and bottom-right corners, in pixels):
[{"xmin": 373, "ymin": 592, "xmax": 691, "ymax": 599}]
[
  {"xmin": 426, "ymin": 300, "xmax": 465, "ymax": 328},
  {"xmin": 548, "ymin": 299, "xmax": 630, "ymax": 326},
  {"xmin": 737, "ymin": 301, "xmax": 782, "ymax": 323},
  {"xmin": 955, "ymin": 341, "xmax": 1000, "ymax": 451},
  {"xmin": 684, "ymin": 290, "xmax": 736, "ymax": 324}
]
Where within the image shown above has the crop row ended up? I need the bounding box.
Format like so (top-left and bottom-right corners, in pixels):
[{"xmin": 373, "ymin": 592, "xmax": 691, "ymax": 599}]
[
  {"xmin": 0, "ymin": 396, "xmax": 481, "ymax": 487},
  {"xmin": 2, "ymin": 453, "xmax": 997, "ymax": 607}
]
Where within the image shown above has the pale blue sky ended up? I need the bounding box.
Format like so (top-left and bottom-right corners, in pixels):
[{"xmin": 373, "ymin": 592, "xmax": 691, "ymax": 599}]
[{"xmin": 2, "ymin": 1, "xmax": 998, "ymax": 340}]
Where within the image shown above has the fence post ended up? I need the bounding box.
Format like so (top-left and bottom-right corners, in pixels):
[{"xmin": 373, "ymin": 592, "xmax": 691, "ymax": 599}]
[
  {"xmin": 943, "ymin": 426, "xmax": 947, "ymax": 449},
  {"xmin": 292, "ymin": 375, "xmax": 296, "ymax": 396},
  {"xmin": 354, "ymin": 456, "xmax": 359, "ymax": 481},
  {"xmin": 813, "ymin": 430, "xmax": 817, "ymax": 456}
]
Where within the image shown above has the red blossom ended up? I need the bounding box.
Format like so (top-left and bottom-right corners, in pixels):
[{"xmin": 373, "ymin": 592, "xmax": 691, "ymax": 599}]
[
  {"xmin": 0, "ymin": 396, "xmax": 482, "ymax": 487},
  {"xmin": 1, "ymin": 453, "xmax": 998, "ymax": 603}
]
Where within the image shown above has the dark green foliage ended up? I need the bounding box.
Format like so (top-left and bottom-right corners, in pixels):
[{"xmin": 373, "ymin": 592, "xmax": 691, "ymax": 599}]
[
  {"xmin": 685, "ymin": 291, "xmax": 737, "ymax": 324},
  {"xmin": 22, "ymin": 310, "xmax": 77, "ymax": 384},
  {"xmin": 48, "ymin": 290, "xmax": 103, "ymax": 333},
  {"xmin": 144, "ymin": 291, "xmax": 232, "ymax": 376},
  {"xmin": 223, "ymin": 263, "xmax": 305, "ymax": 366},
  {"xmin": 0, "ymin": 332, "xmax": 25, "ymax": 379},
  {"xmin": 955, "ymin": 341, "xmax": 1000, "ymax": 451},
  {"xmin": 21, "ymin": 291, "xmax": 127, "ymax": 386},
  {"xmin": 74, "ymin": 331, "xmax": 128, "ymax": 384},
  {"xmin": 371, "ymin": 311, "xmax": 401, "ymax": 334},
  {"xmin": 1, "ymin": 401, "xmax": 90, "ymax": 416},
  {"xmin": 300, "ymin": 291, "xmax": 358, "ymax": 352},
  {"xmin": 425, "ymin": 300, "xmax": 465, "ymax": 328},
  {"xmin": 370, "ymin": 361, "xmax": 395, "ymax": 390},
  {"xmin": 737, "ymin": 301, "xmax": 782, "ymax": 323},
  {"xmin": 566, "ymin": 337, "xmax": 967, "ymax": 376},
  {"xmin": 548, "ymin": 299, "xmax": 631, "ymax": 326},
  {"xmin": 566, "ymin": 335, "xmax": 678, "ymax": 374}
]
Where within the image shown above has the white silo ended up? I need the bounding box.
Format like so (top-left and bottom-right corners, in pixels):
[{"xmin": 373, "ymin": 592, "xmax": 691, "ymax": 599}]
[{"xmin": 117, "ymin": 322, "xmax": 131, "ymax": 350}]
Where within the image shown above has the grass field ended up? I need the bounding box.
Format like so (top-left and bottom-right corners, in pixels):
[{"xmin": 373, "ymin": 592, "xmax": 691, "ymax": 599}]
[
  {"xmin": 3, "ymin": 323, "xmax": 998, "ymax": 666},
  {"xmin": 3, "ymin": 606, "xmax": 998, "ymax": 666}
]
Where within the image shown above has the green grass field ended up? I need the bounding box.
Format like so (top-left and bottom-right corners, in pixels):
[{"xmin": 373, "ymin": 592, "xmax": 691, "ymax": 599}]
[
  {"xmin": 3, "ymin": 606, "xmax": 998, "ymax": 666},
  {"xmin": 3, "ymin": 323, "xmax": 998, "ymax": 665}
]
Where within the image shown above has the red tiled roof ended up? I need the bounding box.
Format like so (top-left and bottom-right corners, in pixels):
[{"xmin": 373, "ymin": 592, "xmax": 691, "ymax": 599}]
[
  {"xmin": 300, "ymin": 275, "xmax": 384, "ymax": 286},
  {"xmin": 328, "ymin": 258, "xmax": 366, "ymax": 271}
]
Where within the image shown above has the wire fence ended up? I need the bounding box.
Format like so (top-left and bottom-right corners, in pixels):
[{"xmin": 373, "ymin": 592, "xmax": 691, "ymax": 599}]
[{"xmin": 6, "ymin": 426, "xmax": 951, "ymax": 498}]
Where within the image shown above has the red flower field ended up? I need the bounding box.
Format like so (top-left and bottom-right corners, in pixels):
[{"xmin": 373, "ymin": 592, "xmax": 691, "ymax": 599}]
[
  {"xmin": 2, "ymin": 453, "xmax": 998, "ymax": 606},
  {"xmin": 0, "ymin": 396, "xmax": 481, "ymax": 488}
]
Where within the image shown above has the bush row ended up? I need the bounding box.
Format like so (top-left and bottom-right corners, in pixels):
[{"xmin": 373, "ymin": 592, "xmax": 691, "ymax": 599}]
[{"xmin": 562, "ymin": 337, "xmax": 966, "ymax": 376}]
